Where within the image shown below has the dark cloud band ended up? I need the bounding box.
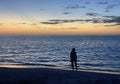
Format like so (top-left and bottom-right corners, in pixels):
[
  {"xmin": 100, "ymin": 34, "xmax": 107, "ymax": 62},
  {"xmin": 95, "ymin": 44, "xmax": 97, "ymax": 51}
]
[{"xmin": 41, "ymin": 15, "xmax": 120, "ymax": 26}]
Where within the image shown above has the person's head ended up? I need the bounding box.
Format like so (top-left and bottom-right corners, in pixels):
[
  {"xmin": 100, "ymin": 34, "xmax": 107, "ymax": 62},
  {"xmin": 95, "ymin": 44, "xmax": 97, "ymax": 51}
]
[{"xmin": 72, "ymin": 48, "xmax": 75, "ymax": 52}]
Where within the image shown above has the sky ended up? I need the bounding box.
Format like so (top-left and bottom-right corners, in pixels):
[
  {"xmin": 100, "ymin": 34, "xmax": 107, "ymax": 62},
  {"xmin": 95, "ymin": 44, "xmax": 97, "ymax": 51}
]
[{"xmin": 0, "ymin": 0, "xmax": 120, "ymax": 35}]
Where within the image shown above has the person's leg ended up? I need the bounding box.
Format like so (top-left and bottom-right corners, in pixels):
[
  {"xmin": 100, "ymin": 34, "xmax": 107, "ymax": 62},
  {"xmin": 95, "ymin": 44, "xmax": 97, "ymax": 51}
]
[
  {"xmin": 71, "ymin": 61, "xmax": 74, "ymax": 70},
  {"xmin": 75, "ymin": 61, "xmax": 77, "ymax": 70}
]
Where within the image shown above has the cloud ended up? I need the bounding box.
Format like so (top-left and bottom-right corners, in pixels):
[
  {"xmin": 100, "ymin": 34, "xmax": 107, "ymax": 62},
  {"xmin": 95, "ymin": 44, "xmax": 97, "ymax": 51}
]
[
  {"xmin": 107, "ymin": 4, "xmax": 117, "ymax": 9},
  {"xmin": 79, "ymin": 6, "xmax": 86, "ymax": 9},
  {"xmin": 41, "ymin": 19, "xmax": 84, "ymax": 24},
  {"xmin": 88, "ymin": 16, "xmax": 120, "ymax": 26},
  {"xmin": 65, "ymin": 5, "xmax": 79, "ymax": 9},
  {"xmin": 63, "ymin": 12, "xmax": 71, "ymax": 14},
  {"xmin": 86, "ymin": 13, "xmax": 101, "ymax": 17},
  {"xmin": 85, "ymin": 16, "xmax": 120, "ymax": 25},
  {"xmin": 40, "ymin": 19, "xmax": 95, "ymax": 24},
  {"xmin": 41, "ymin": 21, "xmax": 60, "ymax": 24},
  {"xmin": 85, "ymin": 2, "xmax": 90, "ymax": 4},
  {"xmin": 41, "ymin": 15, "xmax": 120, "ymax": 26},
  {"xmin": 102, "ymin": 16, "xmax": 120, "ymax": 24},
  {"xmin": 60, "ymin": 27, "xmax": 78, "ymax": 29},
  {"xmin": 18, "ymin": 22, "xmax": 38, "ymax": 27},
  {"xmin": 97, "ymin": 2, "xmax": 108, "ymax": 5},
  {"xmin": 41, "ymin": 19, "xmax": 96, "ymax": 25},
  {"xmin": 114, "ymin": 23, "xmax": 120, "ymax": 26},
  {"xmin": 65, "ymin": 4, "xmax": 86, "ymax": 9},
  {"xmin": 19, "ymin": 22, "xmax": 27, "ymax": 25},
  {"xmin": 105, "ymin": 23, "xmax": 120, "ymax": 26},
  {"xmin": 105, "ymin": 4, "xmax": 117, "ymax": 12}
]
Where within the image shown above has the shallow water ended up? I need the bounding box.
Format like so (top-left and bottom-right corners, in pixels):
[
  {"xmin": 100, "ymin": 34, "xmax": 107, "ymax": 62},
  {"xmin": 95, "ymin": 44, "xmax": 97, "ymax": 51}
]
[{"xmin": 0, "ymin": 35, "xmax": 120, "ymax": 72}]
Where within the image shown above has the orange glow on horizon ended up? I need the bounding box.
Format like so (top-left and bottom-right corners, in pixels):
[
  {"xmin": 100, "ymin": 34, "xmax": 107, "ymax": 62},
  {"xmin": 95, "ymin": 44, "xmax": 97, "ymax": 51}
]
[{"xmin": 0, "ymin": 20, "xmax": 120, "ymax": 35}]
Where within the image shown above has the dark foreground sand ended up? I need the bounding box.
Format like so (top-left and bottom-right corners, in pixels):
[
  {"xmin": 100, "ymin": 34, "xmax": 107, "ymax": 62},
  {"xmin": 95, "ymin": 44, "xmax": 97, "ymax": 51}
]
[{"xmin": 0, "ymin": 66, "xmax": 120, "ymax": 84}]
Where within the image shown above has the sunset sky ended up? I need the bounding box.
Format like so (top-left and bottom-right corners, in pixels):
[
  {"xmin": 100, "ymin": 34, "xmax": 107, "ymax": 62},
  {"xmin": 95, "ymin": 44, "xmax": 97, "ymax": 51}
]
[{"xmin": 0, "ymin": 0, "xmax": 120, "ymax": 35}]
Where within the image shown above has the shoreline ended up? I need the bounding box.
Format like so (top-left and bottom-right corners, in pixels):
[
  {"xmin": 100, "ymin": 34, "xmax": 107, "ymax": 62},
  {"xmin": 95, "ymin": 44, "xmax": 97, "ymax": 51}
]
[
  {"xmin": 0, "ymin": 66, "xmax": 120, "ymax": 84},
  {"xmin": 0, "ymin": 64, "xmax": 120, "ymax": 75}
]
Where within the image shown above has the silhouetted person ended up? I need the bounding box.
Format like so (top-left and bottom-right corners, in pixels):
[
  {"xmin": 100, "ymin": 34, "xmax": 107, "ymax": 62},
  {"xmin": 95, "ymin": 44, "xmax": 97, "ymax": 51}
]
[{"xmin": 70, "ymin": 48, "xmax": 77, "ymax": 71}]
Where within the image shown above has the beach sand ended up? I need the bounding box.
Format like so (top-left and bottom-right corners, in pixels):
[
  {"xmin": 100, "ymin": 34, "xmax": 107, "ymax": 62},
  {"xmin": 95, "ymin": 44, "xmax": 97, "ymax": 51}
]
[{"xmin": 0, "ymin": 66, "xmax": 120, "ymax": 84}]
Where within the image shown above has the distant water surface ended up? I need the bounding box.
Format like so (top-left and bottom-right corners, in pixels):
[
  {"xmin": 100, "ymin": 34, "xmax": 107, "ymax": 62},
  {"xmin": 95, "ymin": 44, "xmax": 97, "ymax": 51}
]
[{"xmin": 0, "ymin": 35, "xmax": 120, "ymax": 72}]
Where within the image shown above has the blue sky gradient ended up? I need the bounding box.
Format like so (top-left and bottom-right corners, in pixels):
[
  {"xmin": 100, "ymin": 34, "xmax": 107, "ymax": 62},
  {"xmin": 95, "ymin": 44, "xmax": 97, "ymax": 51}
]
[
  {"xmin": 0, "ymin": 0, "xmax": 120, "ymax": 35},
  {"xmin": 0, "ymin": 0, "xmax": 119, "ymax": 19}
]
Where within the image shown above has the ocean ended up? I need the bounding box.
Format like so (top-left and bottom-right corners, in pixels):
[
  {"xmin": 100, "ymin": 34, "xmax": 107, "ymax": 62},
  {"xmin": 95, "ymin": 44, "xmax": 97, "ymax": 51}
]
[{"xmin": 0, "ymin": 35, "xmax": 120, "ymax": 72}]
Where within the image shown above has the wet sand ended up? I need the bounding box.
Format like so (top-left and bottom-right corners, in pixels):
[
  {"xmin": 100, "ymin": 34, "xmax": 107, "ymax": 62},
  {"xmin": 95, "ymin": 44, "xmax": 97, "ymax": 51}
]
[{"xmin": 0, "ymin": 66, "xmax": 120, "ymax": 84}]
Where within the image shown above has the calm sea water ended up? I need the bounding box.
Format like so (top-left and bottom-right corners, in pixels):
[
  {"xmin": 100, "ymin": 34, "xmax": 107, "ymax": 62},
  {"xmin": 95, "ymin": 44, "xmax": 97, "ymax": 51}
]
[{"xmin": 0, "ymin": 35, "xmax": 120, "ymax": 72}]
